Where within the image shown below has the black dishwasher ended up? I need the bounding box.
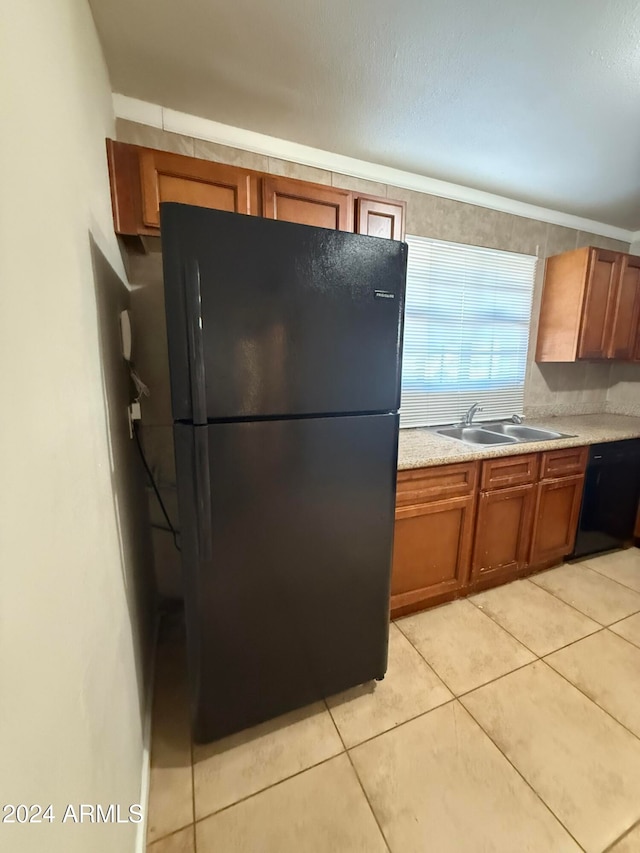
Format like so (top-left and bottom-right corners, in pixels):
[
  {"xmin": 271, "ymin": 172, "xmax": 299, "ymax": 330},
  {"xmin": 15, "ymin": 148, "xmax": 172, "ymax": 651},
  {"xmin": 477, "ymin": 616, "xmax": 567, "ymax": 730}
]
[{"xmin": 571, "ymin": 439, "xmax": 640, "ymax": 559}]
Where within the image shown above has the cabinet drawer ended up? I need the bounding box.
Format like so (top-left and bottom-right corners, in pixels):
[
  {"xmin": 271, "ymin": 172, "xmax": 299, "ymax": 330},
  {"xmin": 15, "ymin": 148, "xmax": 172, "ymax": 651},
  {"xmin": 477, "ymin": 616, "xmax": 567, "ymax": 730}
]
[
  {"xmin": 396, "ymin": 462, "xmax": 479, "ymax": 506},
  {"xmin": 540, "ymin": 446, "xmax": 588, "ymax": 480},
  {"xmin": 480, "ymin": 454, "xmax": 539, "ymax": 490}
]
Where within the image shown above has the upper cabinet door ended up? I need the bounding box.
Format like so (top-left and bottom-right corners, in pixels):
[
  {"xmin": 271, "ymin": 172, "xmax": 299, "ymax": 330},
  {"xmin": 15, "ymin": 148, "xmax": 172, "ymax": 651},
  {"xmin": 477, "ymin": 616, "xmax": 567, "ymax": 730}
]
[
  {"xmin": 262, "ymin": 177, "xmax": 353, "ymax": 231},
  {"xmin": 608, "ymin": 255, "xmax": 640, "ymax": 360},
  {"xmin": 577, "ymin": 249, "xmax": 619, "ymax": 359},
  {"xmin": 355, "ymin": 196, "xmax": 406, "ymax": 241},
  {"xmin": 139, "ymin": 149, "xmax": 258, "ymax": 228}
]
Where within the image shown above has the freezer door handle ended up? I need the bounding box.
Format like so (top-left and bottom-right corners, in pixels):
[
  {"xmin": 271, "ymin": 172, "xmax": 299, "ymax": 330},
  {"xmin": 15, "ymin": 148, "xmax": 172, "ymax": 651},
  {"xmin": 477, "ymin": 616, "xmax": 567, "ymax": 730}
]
[
  {"xmin": 194, "ymin": 429, "xmax": 213, "ymax": 562},
  {"xmin": 185, "ymin": 259, "xmax": 208, "ymax": 425}
]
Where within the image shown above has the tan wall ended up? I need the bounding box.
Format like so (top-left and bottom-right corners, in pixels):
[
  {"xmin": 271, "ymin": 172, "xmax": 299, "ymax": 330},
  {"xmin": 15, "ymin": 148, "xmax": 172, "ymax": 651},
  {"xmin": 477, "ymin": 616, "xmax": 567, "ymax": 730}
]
[
  {"xmin": 115, "ymin": 119, "xmax": 631, "ymax": 596},
  {"xmin": 607, "ymin": 363, "xmax": 640, "ymax": 416},
  {"xmin": 0, "ymin": 3, "xmax": 154, "ymax": 851}
]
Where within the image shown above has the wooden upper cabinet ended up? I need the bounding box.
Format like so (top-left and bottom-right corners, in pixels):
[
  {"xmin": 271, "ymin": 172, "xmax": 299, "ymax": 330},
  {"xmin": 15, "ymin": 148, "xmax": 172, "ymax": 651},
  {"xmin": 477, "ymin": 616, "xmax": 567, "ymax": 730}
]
[
  {"xmin": 107, "ymin": 138, "xmax": 407, "ymax": 242},
  {"xmin": 355, "ymin": 196, "xmax": 406, "ymax": 241},
  {"xmin": 262, "ymin": 177, "xmax": 353, "ymax": 231},
  {"xmin": 609, "ymin": 254, "xmax": 640, "ymax": 359},
  {"xmin": 139, "ymin": 148, "xmax": 258, "ymax": 228},
  {"xmin": 536, "ymin": 246, "xmax": 640, "ymax": 363},
  {"xmin": 577, "ymin": 249, "xmax": 619, "ymax": 359}
]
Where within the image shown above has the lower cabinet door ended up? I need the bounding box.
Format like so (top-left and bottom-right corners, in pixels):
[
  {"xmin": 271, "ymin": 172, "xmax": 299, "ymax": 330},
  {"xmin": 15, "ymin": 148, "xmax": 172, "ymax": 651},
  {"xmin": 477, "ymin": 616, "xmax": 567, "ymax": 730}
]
[
  {"xmin": 391, "ymin": 495, "xmax": 475, "ymax": 617},
  {"xmin": 530, "ymin": 475, "xmax": 585, "ymax": 565},
  {"xmin": 471, "ymin": 484, "xmax": 536, "ymax": 587}
]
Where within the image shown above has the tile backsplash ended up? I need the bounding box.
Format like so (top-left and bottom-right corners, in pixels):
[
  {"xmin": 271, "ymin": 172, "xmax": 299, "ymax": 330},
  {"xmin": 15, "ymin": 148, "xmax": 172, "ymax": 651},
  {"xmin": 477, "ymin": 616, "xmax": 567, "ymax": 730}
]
[{"xmin": 607, "ymin": 363, "xmax": 640, "ymax": 417}]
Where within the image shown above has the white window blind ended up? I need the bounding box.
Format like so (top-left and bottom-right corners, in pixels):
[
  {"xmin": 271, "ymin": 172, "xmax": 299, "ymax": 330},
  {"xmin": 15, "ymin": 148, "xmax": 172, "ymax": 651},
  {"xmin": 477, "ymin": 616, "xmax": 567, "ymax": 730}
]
[{"xmin": 400, "ymin": 235, "xmax": 536, "ymax": 428}]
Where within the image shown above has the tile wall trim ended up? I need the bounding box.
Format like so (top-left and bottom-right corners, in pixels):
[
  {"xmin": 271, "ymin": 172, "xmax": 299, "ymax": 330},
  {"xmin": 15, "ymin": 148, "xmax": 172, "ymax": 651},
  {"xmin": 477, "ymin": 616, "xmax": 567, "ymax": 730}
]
[{"xmin": 113, "ymin": 93, "xmax": 635, "ymax": 243}]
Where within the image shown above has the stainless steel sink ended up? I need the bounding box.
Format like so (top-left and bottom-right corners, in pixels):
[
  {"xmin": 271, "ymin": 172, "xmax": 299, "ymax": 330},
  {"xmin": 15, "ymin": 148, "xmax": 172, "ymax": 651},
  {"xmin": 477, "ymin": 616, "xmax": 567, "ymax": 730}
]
[
  {"xmin": 481, "ymin": 423, "xmax": 566, "ymax": 441},
  {"xmin": 433, "ymin": 421, "xmax": 575, "ymax": 447},
  {"xmin": 435, "ymin": 427, "xmax": 518, "ymax": 446}
]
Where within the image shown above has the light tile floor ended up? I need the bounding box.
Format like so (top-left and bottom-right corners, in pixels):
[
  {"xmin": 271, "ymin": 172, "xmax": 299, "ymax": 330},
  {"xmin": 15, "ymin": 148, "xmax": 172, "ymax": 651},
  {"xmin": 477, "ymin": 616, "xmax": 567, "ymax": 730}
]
[{"xmin": 147, "ymin": 549, "xmax": 640, "ymax": 852}]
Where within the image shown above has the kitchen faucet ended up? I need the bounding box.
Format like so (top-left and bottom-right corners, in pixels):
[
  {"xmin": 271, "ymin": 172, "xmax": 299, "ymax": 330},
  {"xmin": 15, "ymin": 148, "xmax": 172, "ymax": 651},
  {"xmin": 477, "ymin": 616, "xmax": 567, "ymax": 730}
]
[{"xmin": 462, "ymin": 402, "xmax": 483, "ymax": 426}]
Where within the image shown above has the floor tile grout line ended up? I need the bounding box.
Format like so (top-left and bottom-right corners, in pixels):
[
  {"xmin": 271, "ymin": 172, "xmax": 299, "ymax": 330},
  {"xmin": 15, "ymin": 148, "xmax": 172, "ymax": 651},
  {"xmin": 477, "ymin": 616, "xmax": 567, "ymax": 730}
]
[
  {"xmin": 538, "ymin": 657, "xmax": 640, "ymax": 744},
  {"xmin": 602, "ymin": 624, "xmax": 640, "ymax": 653},
  {"xmin": 535, "ymin": 624, "xmax": 607, "ymax": 659},
  {"xmin": 191, "ymin": 750, "xmax": 346, "ymax": 827},
  {"xmin": 147, "ymin": 823, "xmax": 194, "ymax": 850},
  {"xmin": 466, "ymin": 591, "xmax": 608, "ymax": 660},
  {"xmin": 344, "ymin": 749, "xmax": 393, "ymax": 853},
  {"xmin": 146, "ymin": 817, "xmax": 193, "ymax": 845},
  {"xmin": 459, "ymin": 698, "xmax": 588, "ymax": 853},
  {"xmin": 473, "ymin": 568, "xmax": 611, "ymax": 626},
  {"xmin": 393, "ymin": 615, "xmax": 538, "ymax": 699},
  {"xmin": 324, "ymin": 698, "xmax": 393, "ymax": 853},
  {"xmin": 336, "ymin": 696, "xmax": 458, "ymax": 753},
  {"xmin": 543, "ymin": 624, "xmax": 637, "ymax": 658},
  {"xmin": 529, "ymin": 560, "xmax": 640, "ymax": 620},
  {"xmin": 181, "ymin": 677, "xmax": 457, "ymax": 833},
  {"xmin": 526, "ymin": 573, "xmax": 640, "ymax": 626},
  {"xmin": 603, "ymin": 815, "xmax": 640, "ymax": 852},
  {"xmin": 153, "ymin": 566, "xmax": 640, "ymax": 847},
  {"xmin": 524, "ymin": 571, "xmax": 611, "ymax": 623},
  {"xmin": 576, "ymin": 553, "xmax": 640, "ymax": 596},
  {"xmin": 466, "ymin": 592, "xmax": 558, "ymax": 658},
  {"xmin": 581, "ymin": 565, "xmax": 640, "ymax": 596},
  {"xmin": 455, "ymin": 658, "xmax": 540, "ymax": 700},
  {"xmin": 458, "ymin": 656, "xmax": 640, "ymax": 839}
]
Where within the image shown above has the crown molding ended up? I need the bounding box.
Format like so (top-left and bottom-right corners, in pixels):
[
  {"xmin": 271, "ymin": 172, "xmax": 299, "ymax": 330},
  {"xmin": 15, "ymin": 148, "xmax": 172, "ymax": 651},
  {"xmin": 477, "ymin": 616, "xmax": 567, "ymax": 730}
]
[{"xmin": 113, "ymin": 93, "xmax": 634, "ymax": 243}]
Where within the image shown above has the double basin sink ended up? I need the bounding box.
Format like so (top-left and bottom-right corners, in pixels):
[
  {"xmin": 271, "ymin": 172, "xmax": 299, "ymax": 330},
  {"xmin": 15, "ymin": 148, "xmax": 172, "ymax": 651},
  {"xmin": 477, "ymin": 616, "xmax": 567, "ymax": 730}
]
[{"xmin": 434, "ymin": 422, "xmax": 575, "ymax": 447}]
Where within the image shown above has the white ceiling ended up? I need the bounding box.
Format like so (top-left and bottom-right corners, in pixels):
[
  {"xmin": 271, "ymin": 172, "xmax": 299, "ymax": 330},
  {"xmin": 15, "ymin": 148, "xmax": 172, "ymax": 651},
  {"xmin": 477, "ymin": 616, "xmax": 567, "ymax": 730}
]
[{"xmin": 91, "ymin": 0, "xmax": 640, "ymax": 229}]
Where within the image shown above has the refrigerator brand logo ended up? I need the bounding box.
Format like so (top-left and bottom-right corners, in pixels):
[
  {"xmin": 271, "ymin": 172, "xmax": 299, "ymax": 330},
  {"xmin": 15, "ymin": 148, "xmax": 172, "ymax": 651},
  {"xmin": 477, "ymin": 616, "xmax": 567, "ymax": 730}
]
[{"xmin": 374, "ymin": 290, "xmax": 395, "ymax": 300}]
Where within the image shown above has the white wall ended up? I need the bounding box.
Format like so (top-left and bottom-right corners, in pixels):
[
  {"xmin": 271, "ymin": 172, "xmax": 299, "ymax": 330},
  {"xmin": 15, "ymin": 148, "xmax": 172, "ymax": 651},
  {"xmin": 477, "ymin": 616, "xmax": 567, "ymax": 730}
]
[{"xmin": 0, "ymin": 2, "xmax": 154, "ymax": 851}]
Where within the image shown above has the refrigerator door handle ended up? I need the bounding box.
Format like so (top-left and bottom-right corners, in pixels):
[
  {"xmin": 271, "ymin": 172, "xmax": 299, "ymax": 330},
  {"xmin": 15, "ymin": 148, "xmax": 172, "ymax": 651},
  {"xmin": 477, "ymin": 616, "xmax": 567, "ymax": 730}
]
[
  {"xmin": 194, "ymin": 428, "xmax": 213, "ymax": 562},
  {"xmin": 184, "ymin": 259, "xmax": 208, "ymax": 425}
]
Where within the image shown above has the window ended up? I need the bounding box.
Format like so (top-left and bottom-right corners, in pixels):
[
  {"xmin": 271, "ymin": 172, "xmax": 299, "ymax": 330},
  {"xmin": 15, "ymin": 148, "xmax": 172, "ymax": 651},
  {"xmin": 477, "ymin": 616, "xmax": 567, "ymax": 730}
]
[{"xmin": 400, "ymin": 235, "xmax": 536, "ymax": 428}]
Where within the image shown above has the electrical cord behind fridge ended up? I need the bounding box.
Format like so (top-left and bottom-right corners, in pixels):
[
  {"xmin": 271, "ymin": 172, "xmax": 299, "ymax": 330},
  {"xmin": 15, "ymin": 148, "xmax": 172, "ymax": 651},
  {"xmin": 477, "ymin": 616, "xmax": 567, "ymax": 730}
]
[{"xmin": 133, "ymin": 423, "xmax": 181, "ymax": 552}]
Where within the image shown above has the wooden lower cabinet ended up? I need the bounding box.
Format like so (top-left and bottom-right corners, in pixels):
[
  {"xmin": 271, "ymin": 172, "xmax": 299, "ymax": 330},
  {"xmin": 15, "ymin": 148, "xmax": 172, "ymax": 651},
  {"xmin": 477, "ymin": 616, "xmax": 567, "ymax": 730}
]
[
  {"xmin": 391, "ymin": 447, "xmax": 587, "ymax": 617},
  {"xmin": 391, "ymin": 494, "xmax": 475, "ymax": 618},
  {"xmin": 529, "ymin": 474, "xmax": 584, "ymax": 565},
  {"xmin": 471, "ymin": 484, "xmax": 536, "ymax": 587}
]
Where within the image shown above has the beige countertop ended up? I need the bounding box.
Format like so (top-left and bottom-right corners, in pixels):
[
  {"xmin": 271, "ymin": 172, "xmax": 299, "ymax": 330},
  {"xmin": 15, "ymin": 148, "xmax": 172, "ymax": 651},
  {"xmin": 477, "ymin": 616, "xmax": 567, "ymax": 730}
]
[{"xmin": 397, "ymin": 413, "xmax": 640, "ymax": 470}]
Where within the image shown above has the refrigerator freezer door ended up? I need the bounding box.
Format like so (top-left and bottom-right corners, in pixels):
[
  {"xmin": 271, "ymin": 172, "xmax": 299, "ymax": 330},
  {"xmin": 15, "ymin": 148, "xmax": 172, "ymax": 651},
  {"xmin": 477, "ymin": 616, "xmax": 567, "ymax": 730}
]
[
  {"xmin": 162, "ymin": 204, "xmax": 407, "ymax": 423},
  {"xmin": 174, "ymin": 413, "xmax": 399, "ymax": 742}
]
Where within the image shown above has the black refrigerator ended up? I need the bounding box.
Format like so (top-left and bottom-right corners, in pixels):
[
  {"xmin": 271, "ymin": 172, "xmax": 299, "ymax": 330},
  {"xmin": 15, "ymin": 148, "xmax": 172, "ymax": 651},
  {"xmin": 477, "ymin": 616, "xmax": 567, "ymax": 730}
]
[{"xmin": 161, "ymin": 203, "xmax": 407, "ymax": 742}]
